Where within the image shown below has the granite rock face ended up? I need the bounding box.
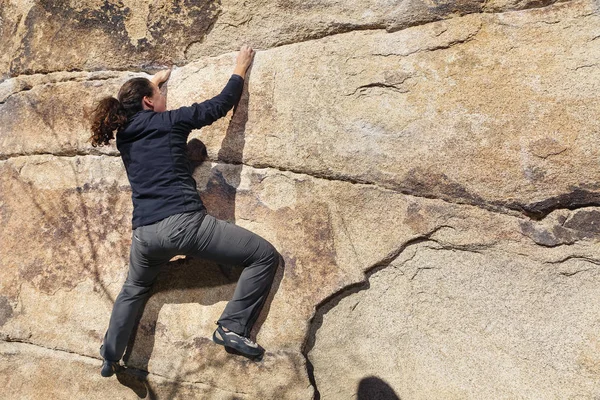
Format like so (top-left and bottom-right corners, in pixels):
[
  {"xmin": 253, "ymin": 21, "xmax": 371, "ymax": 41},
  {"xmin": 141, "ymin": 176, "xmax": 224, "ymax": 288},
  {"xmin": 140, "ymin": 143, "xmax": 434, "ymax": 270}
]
[
  {"xmin": 1, "ymin": 0, "xmax": 600, "ymax": 399},
  {"xmin": 309, "ymin": 220, "xmax": 600, "ymax": 399},
  {"xmin": 0, "ymin": 0, "xmax": 567, "ymax": 78}
]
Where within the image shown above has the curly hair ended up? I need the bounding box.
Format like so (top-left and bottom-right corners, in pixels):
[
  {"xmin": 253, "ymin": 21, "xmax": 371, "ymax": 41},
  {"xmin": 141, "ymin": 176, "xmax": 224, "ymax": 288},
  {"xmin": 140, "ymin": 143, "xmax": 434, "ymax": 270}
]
[{"xmin": 89, "ymin": 77, "xmax": 154, "ymax": 147}]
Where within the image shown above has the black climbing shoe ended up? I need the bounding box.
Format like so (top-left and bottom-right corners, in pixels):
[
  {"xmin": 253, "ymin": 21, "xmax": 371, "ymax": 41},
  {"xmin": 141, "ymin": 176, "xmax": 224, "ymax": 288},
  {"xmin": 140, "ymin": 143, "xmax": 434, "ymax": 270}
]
[
  {"xmin": 100, "ymin": 359, "xmax": 119, "ymax": 377},
  {"xmin": 212, "ymin": 325, "xmax": 265, "ymax": 359}
]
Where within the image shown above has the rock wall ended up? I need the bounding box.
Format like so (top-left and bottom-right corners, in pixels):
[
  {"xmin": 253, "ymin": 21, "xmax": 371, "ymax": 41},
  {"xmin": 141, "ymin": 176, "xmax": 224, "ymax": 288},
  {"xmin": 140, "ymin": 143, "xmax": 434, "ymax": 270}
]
[{"xmin": 1, "ymin": 0, "xmax": 600, "ymax": 398}]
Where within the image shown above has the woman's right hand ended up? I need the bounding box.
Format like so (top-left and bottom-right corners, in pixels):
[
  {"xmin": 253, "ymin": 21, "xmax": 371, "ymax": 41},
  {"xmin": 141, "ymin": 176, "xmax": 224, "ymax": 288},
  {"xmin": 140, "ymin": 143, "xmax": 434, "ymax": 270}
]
[
  {"xmin": 233, "ymin": 45, "xmax": 255, "ymax": 78},
  {"xmin": 151, "ymin": 68, "xmax": 172, "ymax": 87}
]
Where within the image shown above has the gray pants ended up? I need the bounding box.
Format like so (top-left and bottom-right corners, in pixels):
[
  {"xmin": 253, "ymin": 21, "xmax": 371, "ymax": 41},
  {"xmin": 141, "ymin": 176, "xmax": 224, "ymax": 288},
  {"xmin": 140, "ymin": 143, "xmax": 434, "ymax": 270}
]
[{"xmin": 100, "ymin": 211, "xmax": 279, "ymax": 362}]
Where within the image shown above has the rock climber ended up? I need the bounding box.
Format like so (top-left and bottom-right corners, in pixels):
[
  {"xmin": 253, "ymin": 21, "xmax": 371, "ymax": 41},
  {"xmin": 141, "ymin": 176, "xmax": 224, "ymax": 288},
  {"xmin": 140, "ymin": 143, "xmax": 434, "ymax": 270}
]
[{"xmin": 89, "ymin": 45, "xmax": 279, "ymax": 377}]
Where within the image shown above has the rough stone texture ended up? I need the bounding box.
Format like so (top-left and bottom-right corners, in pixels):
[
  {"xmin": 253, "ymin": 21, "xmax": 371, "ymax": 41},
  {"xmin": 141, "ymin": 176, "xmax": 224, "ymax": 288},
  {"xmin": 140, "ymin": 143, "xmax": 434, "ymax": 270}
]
[
  {"xmin": 1, "ymin": 0, "xmax": 600, "ymax": 398},
  {"xmin": 0, "ymin": 341, "xmax": 254, "ymax": 399},
  {"xmin": 3, "ymin": 0, "xmax": 600, "ymax": 215},
  {"xmin": 0, "ymin": 154, "xmax": 448, "ymax": 398},
  {"xmin": 309, "ymin": 227, "xmax": 600, "ymax": 399},
  {"xmin": 0, "ymin": 0, "xmax": 569, "ymax": 79}
]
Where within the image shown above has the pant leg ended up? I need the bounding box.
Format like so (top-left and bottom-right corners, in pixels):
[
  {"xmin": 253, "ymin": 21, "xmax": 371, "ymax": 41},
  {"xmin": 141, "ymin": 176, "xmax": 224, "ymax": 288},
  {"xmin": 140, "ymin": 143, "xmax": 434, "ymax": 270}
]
[
  {"xmin": 100, "ymin": 225, "xmax": 171, "ymax": 361},
  {"xmin": 183, "ymin": 215, "xmax": 279, "ymax": 337}
]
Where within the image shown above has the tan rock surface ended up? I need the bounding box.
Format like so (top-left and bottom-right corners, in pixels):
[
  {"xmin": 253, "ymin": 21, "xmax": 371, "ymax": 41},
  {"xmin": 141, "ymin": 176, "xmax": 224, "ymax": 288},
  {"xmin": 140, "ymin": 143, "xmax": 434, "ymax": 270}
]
[
  {"xmin": 0, "ymin": 0, "xmax": 565, "ymax": 78},
  {"xmin": 2, "ymin": 0, "xmax": 600, "ymax": 214},
  {"xmin": 219, "ymin": 0, "xmax": 599, "ymax": 216},
  {"xmin": 0, "ymin": 341, "xmax": 254, "ymax": 399},
  {"xmin": 3, "ymin": 153, "xmax": 600, "ymax": 397},
  {"xmin": 1, "ymin": 0, "xmax": 600, "ymax": 398},
  {"xmin": 0, "ymin": 153, "xmax": 456, "ymax": 397},
  {"xmin": 309, "ymin": 242, "xmax": 600, "ymax": 399}
]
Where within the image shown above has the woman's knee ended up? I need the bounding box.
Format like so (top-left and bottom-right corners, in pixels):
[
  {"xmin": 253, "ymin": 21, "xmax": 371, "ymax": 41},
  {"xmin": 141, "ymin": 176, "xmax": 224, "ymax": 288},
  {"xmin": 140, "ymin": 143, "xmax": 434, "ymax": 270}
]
[
  {"xmin": 261, "ymin": 240, "xmax": 280, "ymax": 268},
  {"xmin": 120, "ymin": 281, "xmax": 153, "ymax": 300}
]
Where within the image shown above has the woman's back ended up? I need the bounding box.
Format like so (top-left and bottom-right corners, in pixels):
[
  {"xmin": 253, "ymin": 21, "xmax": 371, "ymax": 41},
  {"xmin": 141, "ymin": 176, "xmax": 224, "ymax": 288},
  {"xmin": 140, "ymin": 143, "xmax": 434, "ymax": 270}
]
[
  {"xmin": 115, "ymin": 74, "xmax": 244, "ymax": 229},
  {"xmin": 117, "ymin": 109, "xmax": 204, "ymax": 229}
]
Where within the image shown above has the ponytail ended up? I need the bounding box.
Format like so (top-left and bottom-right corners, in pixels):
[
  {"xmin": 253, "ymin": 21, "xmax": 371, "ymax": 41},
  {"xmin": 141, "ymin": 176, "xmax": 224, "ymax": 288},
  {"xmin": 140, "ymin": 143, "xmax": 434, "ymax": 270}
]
[
  {"xmin": 90, "ymin": 97, "xmax": 127, "ymax": 147},
  {"xmin": 89, "ymin": 77, "xmax": 154, "ymax": 147}
]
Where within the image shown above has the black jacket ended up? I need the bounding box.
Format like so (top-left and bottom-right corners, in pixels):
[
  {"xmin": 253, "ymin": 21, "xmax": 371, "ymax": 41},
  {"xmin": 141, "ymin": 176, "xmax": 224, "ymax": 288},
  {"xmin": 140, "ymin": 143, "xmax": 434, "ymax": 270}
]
[{"xmin": 117, "ymin": 74, "xmax": 244, "ymax": 229}]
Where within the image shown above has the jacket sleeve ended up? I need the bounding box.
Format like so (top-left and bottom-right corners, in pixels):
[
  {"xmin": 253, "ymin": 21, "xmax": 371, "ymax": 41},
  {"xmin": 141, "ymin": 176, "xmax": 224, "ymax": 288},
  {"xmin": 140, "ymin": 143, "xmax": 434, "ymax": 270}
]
[{"xmin": 169, "ymin": 74, "xmax": 244, "ymax": 130}]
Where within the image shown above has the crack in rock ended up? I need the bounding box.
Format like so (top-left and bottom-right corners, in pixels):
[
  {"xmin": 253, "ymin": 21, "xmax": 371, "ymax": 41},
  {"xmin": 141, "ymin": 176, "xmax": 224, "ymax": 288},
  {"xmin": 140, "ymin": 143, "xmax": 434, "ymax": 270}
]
[
  {"xmin": 0, "ymin": 150, "xmax": 120, "ymax": 161},
  {"xmin": 574, "ymin": 63, "xmax": 599, "ymax": 70},
  {"xmin": 546, "ymin": 255, "xmax": 600, "ymax": 265},
  {"xmin": 3, "ymin": 152, "xmax": 599, "ymax": 224},
  {"xmin": 0, "ymin": 70, "xmax": 133, "ymax": 104},
  {"xmin": 2, "ymin": 335, "xmax": 94, "ymax": 360},
  {"xmin": 301, "ymin": 225, "xmax": 453, "ymax": 399},
  {"xmin": 0, "ymin": 338, "xmax": 253, "ymax": 396},
  {"xmin": 513, "ymin": 189, "xmax": 600, "ymax": 220},
  {"xmin": 483, "ymin": 0, "xmax": 566, "ymax": 12},
  {"xmin": 345, "ymin": 81, "xmax": 411, "ymax": 97},
  {"xmin": 0, "ymin": 0, "xmax": 579, "ymax": 80},
  {"xmin": 559, "ymin": 269, "xmax": 591, "ymax": 276}
]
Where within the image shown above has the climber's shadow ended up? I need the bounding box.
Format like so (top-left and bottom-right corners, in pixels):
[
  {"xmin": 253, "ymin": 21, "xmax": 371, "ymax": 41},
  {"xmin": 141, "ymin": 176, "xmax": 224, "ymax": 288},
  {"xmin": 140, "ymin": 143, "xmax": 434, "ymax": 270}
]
[
  {"xmin": 115, "ymin": 367, "xmax": 152, "ymax": 399},
  {"xmin": 357, "ymin": 376, "xmax": 401, "ymax": 400},
  {"xmin": 118, "ymin": 67, "xmax": 285, "ymax": 394}
]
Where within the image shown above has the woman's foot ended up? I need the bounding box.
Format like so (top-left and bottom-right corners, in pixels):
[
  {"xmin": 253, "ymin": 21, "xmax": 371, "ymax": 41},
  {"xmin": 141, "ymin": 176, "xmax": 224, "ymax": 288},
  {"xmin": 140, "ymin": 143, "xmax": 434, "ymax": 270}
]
[
  {"xmin": 212, "ymin": 325, "xmax": 265, "ymax": 359},
  {"xmin": 100, "ymin": 359, "xmax": 120, "ymax": 377}
]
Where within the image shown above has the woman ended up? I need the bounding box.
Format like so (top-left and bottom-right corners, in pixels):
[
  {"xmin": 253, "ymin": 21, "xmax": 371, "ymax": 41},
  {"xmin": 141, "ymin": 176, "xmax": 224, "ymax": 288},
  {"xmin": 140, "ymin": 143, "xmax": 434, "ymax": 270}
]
[{"xmin": 90, "ymin": 45, "xmax": 278, "ymax": 377}]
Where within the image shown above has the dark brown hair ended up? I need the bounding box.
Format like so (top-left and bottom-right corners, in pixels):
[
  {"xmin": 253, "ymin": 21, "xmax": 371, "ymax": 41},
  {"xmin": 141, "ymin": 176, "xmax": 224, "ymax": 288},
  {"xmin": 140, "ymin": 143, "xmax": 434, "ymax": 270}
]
[{"xmin": 89, "ymin": 77, "xmax": 154, "ymax": 147}]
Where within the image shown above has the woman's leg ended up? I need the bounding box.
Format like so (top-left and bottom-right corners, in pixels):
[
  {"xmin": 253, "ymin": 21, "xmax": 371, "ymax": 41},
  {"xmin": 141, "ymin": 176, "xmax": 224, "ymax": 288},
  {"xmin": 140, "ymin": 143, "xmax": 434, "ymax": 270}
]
[
  {"xmin": 183, "ymin": 214, "xmax": 279, "ymax": 337},
  {"xmin": 100, "ymin": 226, "xmax": 171, "ymax": 362}
]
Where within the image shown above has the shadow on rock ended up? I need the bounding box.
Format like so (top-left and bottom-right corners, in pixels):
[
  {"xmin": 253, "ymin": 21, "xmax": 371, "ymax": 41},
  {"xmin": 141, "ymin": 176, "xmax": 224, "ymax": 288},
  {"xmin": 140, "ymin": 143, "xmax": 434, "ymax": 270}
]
[
  {"xmin": 122, "ymin": 256, "xmax": 285, "ymax": 370},
  {"xmin": 115, "ymin": 366, "xmax": 154, "ymax": 399},
  {"xmin": 118, "ymin": 244, "xmax": 285, "ymax": 398},
  {"xmin": 357, "ymin": 376, "xmax": 401, "ymax": 400}
]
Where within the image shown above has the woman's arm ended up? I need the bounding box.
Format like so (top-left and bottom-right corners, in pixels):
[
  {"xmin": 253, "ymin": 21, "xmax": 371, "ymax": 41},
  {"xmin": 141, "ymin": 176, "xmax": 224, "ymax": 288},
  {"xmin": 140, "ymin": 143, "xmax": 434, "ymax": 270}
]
[{"xmin": 168, "ymin": 45, "xmax": 255, "ymax": 130}]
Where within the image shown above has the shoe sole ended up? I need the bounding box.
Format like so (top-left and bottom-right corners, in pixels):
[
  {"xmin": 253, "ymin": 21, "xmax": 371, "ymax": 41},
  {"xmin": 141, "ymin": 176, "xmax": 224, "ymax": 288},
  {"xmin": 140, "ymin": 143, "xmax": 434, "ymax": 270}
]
[
  {"xmin": 224, "ymin": 346, "xmax": 264, "ymax": 361},
  {"xmin": 212, "ymin": 331, "xmax": 264, "ymax": 359}
]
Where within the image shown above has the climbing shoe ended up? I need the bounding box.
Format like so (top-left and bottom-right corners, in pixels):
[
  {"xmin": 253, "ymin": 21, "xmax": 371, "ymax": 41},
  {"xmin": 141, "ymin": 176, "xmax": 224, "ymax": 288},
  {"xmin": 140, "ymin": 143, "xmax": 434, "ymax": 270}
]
[
  {"xmin": 212, "ymin": 325, "xmax": 265, "ymax": 359},
  {"xmin": 100, "ymin": 359, "xmax": 120, "ymax": 377}
]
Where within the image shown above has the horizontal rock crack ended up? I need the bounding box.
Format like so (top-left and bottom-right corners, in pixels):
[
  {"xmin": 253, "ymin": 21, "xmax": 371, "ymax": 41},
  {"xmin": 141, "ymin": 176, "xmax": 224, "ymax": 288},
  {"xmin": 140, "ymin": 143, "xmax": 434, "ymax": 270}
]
[
  {"xmin": 0, "ymin": 0, "xmax": 580, "ymax": 80},
  {"xmin": 4, "ymin": 152, "xmax": 599, "ymax": 222},
  {"xmin": 0, "ymin": 338, "xmax": 254, "ymax": 395}
]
